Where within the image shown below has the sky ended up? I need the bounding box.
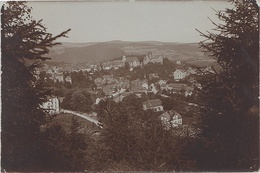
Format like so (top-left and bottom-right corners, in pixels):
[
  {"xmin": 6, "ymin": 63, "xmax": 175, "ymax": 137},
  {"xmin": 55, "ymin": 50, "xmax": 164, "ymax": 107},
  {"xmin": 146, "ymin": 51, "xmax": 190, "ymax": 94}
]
[{"xmin": 28, "ymin": 1, "xmax": 230, "ymax": 43}]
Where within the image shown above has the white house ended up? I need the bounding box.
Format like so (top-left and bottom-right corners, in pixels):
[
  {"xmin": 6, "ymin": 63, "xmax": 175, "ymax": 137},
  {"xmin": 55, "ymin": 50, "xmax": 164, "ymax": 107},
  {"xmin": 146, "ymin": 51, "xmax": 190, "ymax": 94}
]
[
  {"xmin": 150, "ymin": 83, "xmax": 159, "ymax": 94},
  {"xmin": 176, "ymin": 60, "xmax": 182, "ymax": 65},
  {"xmin": 184, "ymin": 86, "xmax": 194, "ymax": 97},
  {"xmin": 41, "ymin": 97, "xmax": 60, "ymax": 115},
  {"xmin": 143, "ymin": 99, "xmax": 163, "ymax": 112},
  {"xmin": 173, "ymin": 69, "xmax": 187, "ymax": 81},
  {"xmin": 53, "ymin": 72, "xmax": 64, "ymax": 83},
  {"xmin": 65, "ymin": 76, "xmax": 72, "ymax": 84},
  {"xmin": 160, "ymin": 110, "xmax": 182, "ymax": 129},
  {"xmin": 158, "ymin": 80, "xmax": 167, "ymax": 85},
  {"xmin": 95, "ymin": 97, "xmax": 105, "ymax": 105},
  {"xmin": 142, "ymin": 81, "xmax": 149, "ymax": 90}
]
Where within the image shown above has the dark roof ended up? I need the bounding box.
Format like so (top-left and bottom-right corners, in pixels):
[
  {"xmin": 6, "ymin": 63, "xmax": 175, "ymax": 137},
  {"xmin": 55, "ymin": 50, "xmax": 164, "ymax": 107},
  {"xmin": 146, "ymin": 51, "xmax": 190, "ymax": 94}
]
[
  {"xmin": 160, "ymin": 110, "xmax": 181, "ymax": 121},
  {"xmin": 162, "ymin": 83, "xmax": 186, "ymax": 90},
  {"xmin": 131, "ymin": 84, "xmax": 147, "ymax": 93},
  {"xmin": 102, "ymin": 85, "xmax": 116, "ymax": 95},
  {"xmin": 143, "ymin": 99, "xmax": 162, "ymax": 109}
]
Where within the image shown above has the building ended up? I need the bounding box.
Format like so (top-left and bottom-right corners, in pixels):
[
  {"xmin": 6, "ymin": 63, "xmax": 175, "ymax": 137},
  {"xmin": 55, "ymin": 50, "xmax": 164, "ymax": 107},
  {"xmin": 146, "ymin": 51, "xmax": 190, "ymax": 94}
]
[
  {"xmin": 53, "ymin": 72, "xmax": 64, "ymax": 83},
  {"xmin": 183, "ymin": 85, "xmax": 194, "ymax": 97},
  {"xmin": 130, "ymin": 79, "xmax": 149, "ymax": 94},
  {"xmin": 161, "ymin": 83, "xmax": 186, "ymax": 93},
  {"xmin": 143, "ymin": 53, "xmax": 163, "ymax": 65},
  {"xmin": 158, "ymin": 80, "xmax": 167, "ymax": 85},
  {"xmin": 186, "ymin": 67, "xmax": 197, "ymax": 75},
  {"xmin": 173, "ymin": 69, "xmax": 187, "ymax": 81},
  {"xmin": 122, "ymin": 55, "xmax": 140, "ymax": 68},
  {"xmin": 40, "ymin": 97, "xmax": 60, "ymax": 115},
  {"xmin": 150, "ymin": 83, "xmax": 159, "ymax": 94},
  {"xmin": 176, "ymin": 60, "xmax": 182, "ymax": 65},
  {"xmin": 143, "ymin": 99, "xmax": 163, "ymax": 112},
  {"xmin": 65, "ymin": 76, "xmax": 72, "ymax": 84},
  {"xmin": 160, "ymin": 110, "xmax": 182, "ymax": 129},
  {"xmin": 95, "ymin": 97, "xmax": 105, "ymax": 105},
  {"xmin": 113, "ymin": 91, "xmax": 133, "ymax": 103},
  {"xmin": 102, "ymin": 84, "xmax": 118, "ymax": 96}
]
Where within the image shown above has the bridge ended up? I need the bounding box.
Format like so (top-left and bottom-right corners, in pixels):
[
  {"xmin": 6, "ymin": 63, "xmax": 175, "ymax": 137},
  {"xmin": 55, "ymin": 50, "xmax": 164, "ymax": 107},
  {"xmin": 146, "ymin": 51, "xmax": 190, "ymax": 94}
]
[{"xmin": 60, "ymin": 109, "xmax": 102, "ymax": 128}]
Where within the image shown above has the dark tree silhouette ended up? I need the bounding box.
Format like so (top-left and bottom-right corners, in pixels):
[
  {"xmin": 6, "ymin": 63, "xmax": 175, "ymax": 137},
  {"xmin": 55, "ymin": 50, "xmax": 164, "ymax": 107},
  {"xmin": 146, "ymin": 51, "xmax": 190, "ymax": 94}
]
[
  {"xmin": 1, "ymin": 1, "xmax": 70, "ymax": 171},
  {"xmin": 195, "ymin": 0, "xmax": 259, "ymax": 171}
]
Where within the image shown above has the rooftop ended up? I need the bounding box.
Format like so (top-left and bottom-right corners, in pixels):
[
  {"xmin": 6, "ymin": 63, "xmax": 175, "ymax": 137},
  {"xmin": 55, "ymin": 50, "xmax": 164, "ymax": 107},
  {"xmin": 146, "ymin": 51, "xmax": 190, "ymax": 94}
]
[
  {"xmin": 160, "ymin": 110, "xmax": 181, "ymax": 121},
  {"xmin": 143, "ymin": 99, "xmax": 162, "ymax": 109}
]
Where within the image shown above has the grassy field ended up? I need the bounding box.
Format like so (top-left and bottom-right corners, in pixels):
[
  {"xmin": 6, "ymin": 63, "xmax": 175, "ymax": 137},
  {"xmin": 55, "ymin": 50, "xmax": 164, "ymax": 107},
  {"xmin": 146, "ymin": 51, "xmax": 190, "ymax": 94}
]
[{"xmin": 55, "ymin": 113, "xmax": 101, "ymax": 135}]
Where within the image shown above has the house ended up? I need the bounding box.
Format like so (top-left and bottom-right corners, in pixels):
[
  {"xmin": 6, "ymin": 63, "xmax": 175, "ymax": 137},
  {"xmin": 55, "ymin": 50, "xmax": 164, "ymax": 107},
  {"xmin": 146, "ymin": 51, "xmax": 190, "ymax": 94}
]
[
  {"xmin": 102, "ymin": 84, "xmax": 117, "ymax": 96},
  {"xmin": 185, "ymin": 75, "xmax": 197, "ymax": 84},
  {"xmin": 33, "ymin": 67, "xmax": 41, "ymax": 80},
  {"xmin": 176, "ymin": 60, "xmax": 182, "ymax": 65},
  {"xmin": 95, "ymin": 97, "xmax": 105, "ymax": 105},
  {"xmin": 143, "ymin": 99, "xmax": 163, "ymax": 112},
  {"xmin": 183, "ymin": 85, "xmax": 194, "ymax": 97},
  {"xmin": 40, "ymin": 97, "xmax": 60, "ymax": 115},
  {"xmin": 158, "ymin": 80, "xmax": 167, "ymax": 85},
  {"xmin": 90, "ymin": 64, "xmax": 101, "ymax": 72},
  {"xmin": 94, "ymin": 78, "xmax": 103, "ymax": 89},
  {"xmin": 84, "ymin": 64, "xmax": 92, "ymax": 72},
  {"xmin": 161, "ymin": 83, "xmax": 186, "ymax": 93},
  {"xmin": 113, "ymin": 91, "xmax": 133, "ymax": 103},
  {"xmin": 160, "ymin": 110, "xmax": 182, "ymax": 129},
  {"xmin": 65, "ymin": 76, "xmax": 72, "ymax": 84},
  {"xmin": 130, "ymin": 84, "xmax": 147, "ymax": 94},
  {"xmin": 116, "ymin": 80, "xmax": 130, "ymax": 89},
  {"xmin": 53, "ymin": 72, "xmax": 64, "ymax": 83},
  {"xmin": 150, "ymin": 83, "xmax": 159, "ymax": 94},
  {"xmin": 102, "ymin": 64, "xmax": 113, "ymax": 70},
  {"xmin": 130, "ymin": 79, "xmax": 149, "ymax": 94},
  {"xmin": 122, "ymin": 55, "xmax": 140, "ymax": 68},
  {"xmin": 186, "ymin": 67, "xmax": 197, "ymax": 75},
  {"xmin": 173, "ymin": 69, "xmax": 187, "ymax": 81}
]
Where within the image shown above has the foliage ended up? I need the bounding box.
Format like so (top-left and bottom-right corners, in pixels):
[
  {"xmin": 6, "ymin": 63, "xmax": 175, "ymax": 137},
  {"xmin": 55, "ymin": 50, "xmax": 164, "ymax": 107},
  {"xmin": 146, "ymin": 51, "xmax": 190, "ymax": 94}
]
[
  {"xmin": 196, "ymin": 0, "xmax": 259, "ymax": 171},
  {"xmin": 42, "ymin": 117, "xmax": 89, "ymax": 171},
  {"xmin": 61, "ymin": 89, "xmax": 94, "ymax": 113},
  {"xmin": 71, "ymin": 70, "xmax": 93, "ymax": 87},
  {"xmin": 95, "ymin": 98, "xmax": 196, "ymax": 171},
  {"xmin": 1, "ymin": 1, "xmax": 71, "ymax": 171}
]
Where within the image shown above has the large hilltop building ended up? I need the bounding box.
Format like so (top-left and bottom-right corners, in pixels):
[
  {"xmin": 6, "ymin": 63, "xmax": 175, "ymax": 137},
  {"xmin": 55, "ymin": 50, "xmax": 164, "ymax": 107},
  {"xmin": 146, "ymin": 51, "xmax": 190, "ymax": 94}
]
[
  {"xmin": 143, "ymin": 52, "xmax": 163, "ymax": 65},
  {"xmin": 122, "ymin": 55, "xmax": 141, "ymax": 68}
]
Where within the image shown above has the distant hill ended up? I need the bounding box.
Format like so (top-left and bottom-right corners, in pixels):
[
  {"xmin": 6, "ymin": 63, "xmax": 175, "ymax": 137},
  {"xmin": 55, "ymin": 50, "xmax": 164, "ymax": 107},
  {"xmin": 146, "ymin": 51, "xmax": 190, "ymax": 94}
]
[
  {"xmin": 48, "ymin": 42, "xmax": 128, "ymax": 64},
  {"xmin": 48, "ymin": 41, "xmax": 209, "ymax": 64}
]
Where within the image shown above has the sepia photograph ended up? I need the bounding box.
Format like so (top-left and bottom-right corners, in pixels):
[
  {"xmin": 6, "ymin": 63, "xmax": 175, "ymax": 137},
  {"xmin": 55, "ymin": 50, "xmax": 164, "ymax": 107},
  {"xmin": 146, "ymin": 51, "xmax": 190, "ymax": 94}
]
[{"xmin": 1, "ymin": 0, "xmax": 259, "ymax": 172}]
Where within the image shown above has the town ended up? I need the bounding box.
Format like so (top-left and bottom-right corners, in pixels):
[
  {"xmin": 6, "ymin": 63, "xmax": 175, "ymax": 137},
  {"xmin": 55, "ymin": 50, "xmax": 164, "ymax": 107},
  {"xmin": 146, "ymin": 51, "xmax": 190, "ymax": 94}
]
[{"xmin": 39, "ymin": 50, "xmax": 219, "ymax": 136}]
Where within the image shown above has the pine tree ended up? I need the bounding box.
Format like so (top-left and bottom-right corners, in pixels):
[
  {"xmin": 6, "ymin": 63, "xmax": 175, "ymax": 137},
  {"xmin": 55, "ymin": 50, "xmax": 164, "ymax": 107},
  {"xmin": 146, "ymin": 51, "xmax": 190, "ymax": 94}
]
[
  {"xmin": 196, "ymin": 0, "xmax": 259, "ymax": 171},
  {"xmin": 1, "ymin": 1, "xmax": 70, "ymax": 171}
]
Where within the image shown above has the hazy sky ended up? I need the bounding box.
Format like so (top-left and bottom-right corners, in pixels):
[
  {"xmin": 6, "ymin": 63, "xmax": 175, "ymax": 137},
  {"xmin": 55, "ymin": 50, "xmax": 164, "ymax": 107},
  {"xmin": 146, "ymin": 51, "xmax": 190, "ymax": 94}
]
[{"xmin": 28, "ymin": 1, "xmax": 230, "ymax": 43}]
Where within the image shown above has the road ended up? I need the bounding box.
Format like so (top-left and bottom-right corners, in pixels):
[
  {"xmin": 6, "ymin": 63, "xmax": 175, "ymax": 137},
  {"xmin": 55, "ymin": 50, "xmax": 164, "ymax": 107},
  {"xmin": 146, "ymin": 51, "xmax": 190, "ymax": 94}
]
[{"xmin": 60, "ymin": 109, "xmax": 101, "ymax": 128}]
